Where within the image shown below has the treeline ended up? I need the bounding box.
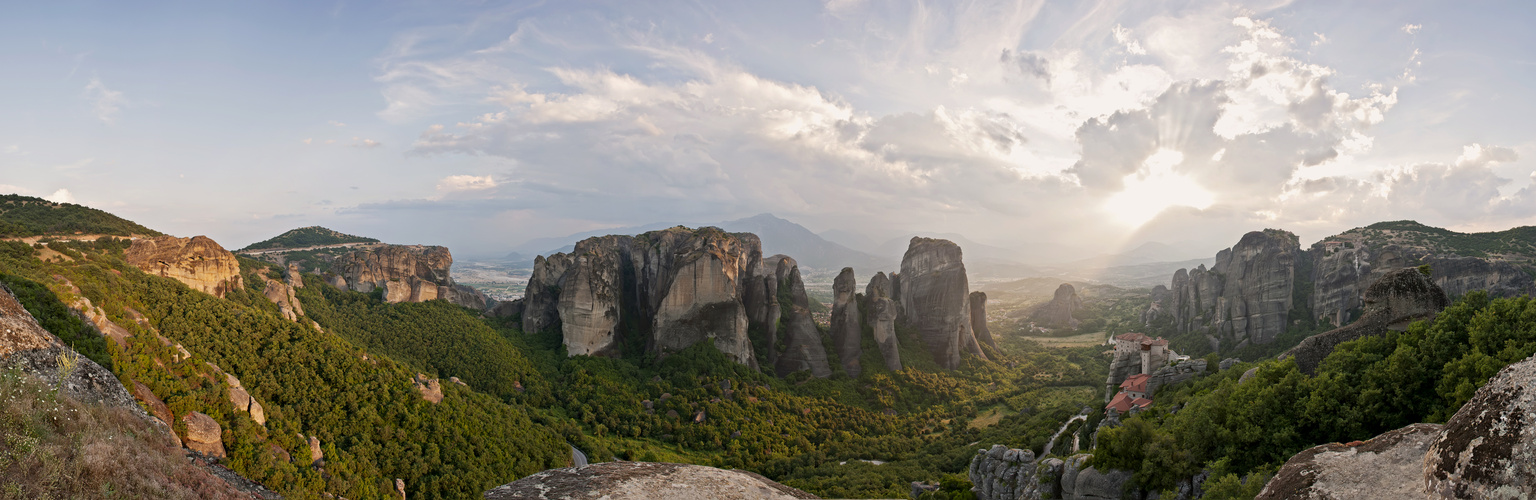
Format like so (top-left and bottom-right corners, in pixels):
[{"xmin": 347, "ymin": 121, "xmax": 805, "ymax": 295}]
[
  {"xmin": 1092, "ymin": 291, "xmax": 1536, "ymax": 494},
  {"xmin": 0, "ymin": 194, "xmax": 161, "ymax": 238},
  {"xmin": 239, "ymin": 226, "xmax": 378, "ymax": 252}
]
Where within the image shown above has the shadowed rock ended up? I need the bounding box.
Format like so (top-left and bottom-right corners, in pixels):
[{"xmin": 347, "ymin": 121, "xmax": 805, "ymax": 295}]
[
  {"xmin": 899, "ymin": 237, "xmax": 985, "ymax": 369},
  {"xmin": 773, "ymin": 258, "xmax": 832, "ymax": 378},
  {"xmin": 969, "ymin": 291, "xmax": 997, "ymax": 351},
  {"xmin": 1031, "ymin": 283, "xmax": 1082, "ymax": 330},
  {"xmin": 484, "ymin": 462, "xmax": 818, "ymax": 500},
  {"xmin": 831, "ymin": 267, "xmax": 862, "ymax": 377},
  {"xmin": 1282, "ymin": 268, "xmax": 1448, "ymax": 374},
  {"xmin": 865, "ymin": 272, "xmax": 902, "ymax": 372}
]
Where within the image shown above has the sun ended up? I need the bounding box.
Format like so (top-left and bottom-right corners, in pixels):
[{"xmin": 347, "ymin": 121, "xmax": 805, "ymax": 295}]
[{"xmin": 1103, "ymin": 149, "xmax": 1214, "ymax": 227}]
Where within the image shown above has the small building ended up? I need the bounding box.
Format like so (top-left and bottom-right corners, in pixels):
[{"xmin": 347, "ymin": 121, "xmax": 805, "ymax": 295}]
[{"xmin": 1119, "ymin": 373, "xmax": 1150, "ymax": 400}]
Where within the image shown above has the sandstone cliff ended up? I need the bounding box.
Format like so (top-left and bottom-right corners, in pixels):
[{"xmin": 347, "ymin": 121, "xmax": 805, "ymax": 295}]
[
  {"xmin": 899, "ymin": 237, "xmax": 985, "ymax": 369},
  {"xmin": 328, "ymin": 244, "xmax": 491, "ymax": 310},
  {"xmin": 125, "ymin": 235, "xmax": 243, "ymax": 298},
  {"xmin": 1030, "ymin": 283, "xmax": 1082, "ymax": 330},
  {"xmin": 521, "ymin": 227, "xmax": 791, "ymax": 371},
  {"xmin": 830, "ymin": 267, "xmax": 862, "ymax": 377}
]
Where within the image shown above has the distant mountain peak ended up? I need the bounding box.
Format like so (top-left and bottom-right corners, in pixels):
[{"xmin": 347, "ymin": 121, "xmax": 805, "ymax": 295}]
[{"xmin": 239, "ymin": 226, "xmax": 379, "ymax": 252}]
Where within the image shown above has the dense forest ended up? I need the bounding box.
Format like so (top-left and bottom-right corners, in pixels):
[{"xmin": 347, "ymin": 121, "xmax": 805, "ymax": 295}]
[
  {"xmin": 238, "ymin": 226, "xmax": 379, "ymax": 252},
  {"xmin": 0, "ymin": 194, "xmax": 161, "ymax": 238}
]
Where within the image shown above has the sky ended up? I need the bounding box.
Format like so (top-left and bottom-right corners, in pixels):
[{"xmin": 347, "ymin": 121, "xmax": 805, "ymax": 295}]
[{"xmin": 3, "ymin": 0, "xmax": 1535, "ymax": 262}]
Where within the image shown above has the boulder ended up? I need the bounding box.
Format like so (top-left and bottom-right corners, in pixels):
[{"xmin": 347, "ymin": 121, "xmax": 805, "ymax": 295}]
[
  {"xmin": 899, "ymin": 237, "xmax": 985, "ymax": 369},
  {"xmin": 865, "ymin": 272, "xmax": 903, "ymax": 372},
  {"xmin": 307, "ymin": 434, "xmax": 324, "ymax": 465},
  {"xmin": 483, "ymin": 461, "xmax": 818, "ymax": 500},
  {"xmin": 225, "ymin": 373, "xmax": 266, "ymax": 425},
  {"xmin": 1281, "ymin": 268, "xmax": 1448, "ymax": 374},
  {"xmin": 125, "ymin": 235, "xmax": 243, "ymax": 298},
  {"xmin": 968, "ymin": 444, "xmax": 1041, "ymax": 500},
  {"xmin": 182, "ymin": 411, "xmax": 226, "ymax": 458},
  {"xmin": 414, "ymin": 374, "xmax": 444, "ymax": 403},
  {"xmin": 830, "ymin": 267, "xmax": 862, "ymax": 377},
  {"xmin": 1257, "ymin": 423, "xmax": 1443, "ymax": 499},
  {"xmin": 1424, "ymin": 352, "xmax": 1536, "ymax": 498},
  {"xmin": 1073, "ymin": 466, "xmax": 1132, "ymax": 500},
  {"xmin": 132, "ymin": 380, "xmax": 181, "ymax": 447},
  {"xmin": 1032, "ymin": 283, "xmax": 1083, "ymax": 330},
  {"xmin": 970, "ymin": 291, "xmax": 998, "ymax": 350},
  {"xmin": 260, "ymin": 274, "xmax": 304, "ymax": 322}
]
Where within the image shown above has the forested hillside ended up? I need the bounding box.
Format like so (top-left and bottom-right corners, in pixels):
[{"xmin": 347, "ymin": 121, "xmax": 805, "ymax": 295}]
[
  {"xmin": 238, "ymin": 226, "xmax": 379, "ymax": 252},
  {"xmin": 0, "ymin": 194, "xmax": 161, "ymax": 238}
]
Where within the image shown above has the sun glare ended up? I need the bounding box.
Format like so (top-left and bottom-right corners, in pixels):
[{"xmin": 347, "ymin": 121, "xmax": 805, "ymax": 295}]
[{"xmin": 1103, "ymin": 149, "xmax": 1214, "ymax": 227}]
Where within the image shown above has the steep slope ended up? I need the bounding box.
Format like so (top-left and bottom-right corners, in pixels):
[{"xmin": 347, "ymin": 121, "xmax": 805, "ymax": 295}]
[{"xmin": 0, "ymin": 193, "xmax": 162, "ymax": 238}]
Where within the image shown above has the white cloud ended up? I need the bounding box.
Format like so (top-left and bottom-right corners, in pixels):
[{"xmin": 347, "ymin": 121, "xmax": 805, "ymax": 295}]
[
  {"xmin": 1454, "ymin": 143, "xmax": 1518, "ymax": 169},
  {"xmin": 437, "ymin": 174, "xmax": 498, "ymax": 192},
  {"xmin": 351, "ymin": 138, "xmax": 383, "ymax": 148},
  {"xmin": 45, "ymin": 189, "xmax": 75, "ymax": 204},
  {"xmin": 83, "ymin": 77, "xmax": 125, "ymax": 124},
  {"xmin": 1112, "ymin": 24, "xmax": 1147, "ymax": 55},
  {"xmin": 1401, "ymin": 23, "xmax": 1422, "ymax": 35}
]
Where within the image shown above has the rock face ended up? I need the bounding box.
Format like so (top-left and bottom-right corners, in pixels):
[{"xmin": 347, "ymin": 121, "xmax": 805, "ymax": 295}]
[
  {"xmin": 182, "ymin": 411, "xmax": 226, "ymax": 458},
  {"xmin": 414, "ymin": 374, "xmax": 444, "ymax": 403},
  {"xmin": 1424, "ymin": 352, "xmax": 1536, "ymax": 498},
  {"xmin": 1032, "ymin": 283, "xmax": 1083, "ymax": 330},
  {"xmin": 307, "ymin": 435, "xmax": 324, "ymax": 465},
  {"xmin": 1258, "ymin": 423, "xmax": 1443, "ymax": 500},
  {"xmin": 899, "ymin": 237, "xmax": 985, "ymax": 369},
  {"xmin": 483, "ymin": 461, "xmax": 819, "ymax": 500},
  {"xmin": 830, "ymin": 267, "xmax": 862, "ymax": 377},
  {"xmin": 225, "ymin": 373, "xmax": 266, "ymax": 425},
  {"xmin": 864, "ymin": 272, "xmax": 903, "ymax": 372},
  {"xmin": 523, "ymin": 227, "xmax": 775, "ymax": 370},
  {"xmin": 0, "ymin": 285, "xmax": 143, "ymax": 413},
  {"xmin": 125, "ymin": 235, "xmax": 243, "ymax": 298},
  {"xmin": 969, "ymin": 447, "xmax": 1135, "ymax": 500},
  {"xmin": 260, "ymin": 273, "xmax": 304, "ymax": 322},
  {"xmin": 772, "ymin": 257, "xmax": 833, "ymax": 378},
  {"xmin": 1159, "ymin": 230, "xmax": 1299, "ymax": 349},
  {"xmin": 970, "ymin": 291, "xmax": 997, "ymax": 350},
  {"xmin": 1281, "ymin": 268, "xmax": 1448, "ymax": 375}
]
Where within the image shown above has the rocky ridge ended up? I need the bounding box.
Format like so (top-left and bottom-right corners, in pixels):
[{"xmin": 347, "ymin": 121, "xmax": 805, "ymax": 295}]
[
  {"xmin": 483, "ymin": 461, "xmax": 819, "ymax": 500},
  {"xmin": 1281, "ymin": 268, "xmax": 1449, "ymax": 374},
  {"xmin": 125, "ymin": 235, "xmax": 244, "ymax": 298}
]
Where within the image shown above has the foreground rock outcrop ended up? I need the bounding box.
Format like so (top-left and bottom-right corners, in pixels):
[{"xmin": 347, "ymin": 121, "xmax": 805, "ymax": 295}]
[
  {"xmin": 1424, "ymin": 352, "xmax": 1536, "ymax": 498},
  {"xmin": 1257, "ymin": 423, "xmax": 1443, "ymax": 499},
  {"xmin": 0, "ymin": 285, "xmax": 143, "ymax": 413},
  {"xmin": 484, "ymin": 461, "xmax": 819, "ymax": 500},
  {"xmin": 968, "ymin": 446, "xmax": 1134, "ymax": 500},
  {"xmin": 125, "ymin": 235, "xmax": 243, "ymax": 298},
  {"xmin": 1281, "ymin": 268, "xmax": 1448, "ymax": 375},
  {"xmin": 1031, "ymin": 283, "xmax": 1083, "ymax": 330},
  {"xmin": 900, "ymin": 237, "xmax": 986, "ymax": 369}
]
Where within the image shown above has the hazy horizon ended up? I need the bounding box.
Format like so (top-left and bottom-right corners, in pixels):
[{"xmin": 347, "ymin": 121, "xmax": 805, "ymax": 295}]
[{"xmin": 5, "ymin": 1, "xmax": 1535, "ymax": 263}]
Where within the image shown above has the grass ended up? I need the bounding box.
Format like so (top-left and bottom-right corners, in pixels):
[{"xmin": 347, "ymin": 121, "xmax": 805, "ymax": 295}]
[
  {"xmin": 1019, "ymin": 330, "xmax": 1107, "ymax": 348},
  {"xmin": 0, "ymin": 369, "xmax": 248, "ymax": 499}
]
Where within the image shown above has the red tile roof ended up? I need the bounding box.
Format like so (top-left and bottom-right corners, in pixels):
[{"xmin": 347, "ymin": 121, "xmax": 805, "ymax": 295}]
[
  {"xmin": 1130, "ymin": 398, "xmax": 1153, "ymax": 409},
  {"xmin": 1106, "ymin": 392, "xmax": 1134, "ymax": 413},
  {"xmin": 1116, "ymin": 332, "xmax": 1150, "ymax": 342},
  {"xmin": 1120, "ymin": 374, "xmax": 1150, "ymax": 393}
]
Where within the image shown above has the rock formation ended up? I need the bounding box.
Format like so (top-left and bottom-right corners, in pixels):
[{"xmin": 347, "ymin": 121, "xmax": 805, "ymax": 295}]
[
  {"xmin": 1424, "ymin": 352, "xmax": 1536, "ymax": 498},
  {"xmin": 899, "ymin": 237, "xmax": 986, "ymax": 369},
  {"xmin": 1257, "ymin": 423, "xmax": 1443, "ymax": 500},
  {"xmin": 830, "ymin": 267, "xmax": 862, "ymax": 377},
  {"xmin": 414, "ymin": 373, "xmax": 444, "ymax": 403},
  {"xmin": 772, "ymin": 257, "xmax": 833, "ymax": 378},
  {"xmin": 969, "ymin": 291, "xmax": 997, "ymax": 350},
  {"xmin": 864, "ymin": 272, "xmax": 902, "ymax": 372},
  {"xmin": 968, "ymin": 447, "xmax": 1136, "ymax": 500},
  {"xmin": 1032, "ymin": 283, "xmax": 1083, "ymax": 330},
  {"xmin": 1159, "ymin": 230, "xmax": 1299, "ymax": 350},
  {"xmin": 1281, "ymin": 268, "xmax": 1448, "ymax": 375},
  {"xmin": 0, "ymin": 285, "xmax": 143, "ymax": 413},
  {"xmin": 225, "ymin": 373, "xmax": 266, "ymax": 425},
  {"xmin": 328, "ymin": 244, "xmax": 491, "ymax": 309},
  {"xmin": 522, "ymin": 227, "xmax": 778, "ymax": 370},
  {"xmin": 182, "ymin": 411, "xmax": 226, "ymax": 458},
  {"xmin": 307, "ymin": 434, "xmax": 324, "ymax": 466},
  {"xmin": 125, "ymin": 235, "xmax": 243, "ymax": 298},
  {"xmin": 259, "ymin": 273, "xmax": 304, "ymax": 322},
  {"xmin": 483, "ymin": 461, "xmax": 818, "ymax": 500}
]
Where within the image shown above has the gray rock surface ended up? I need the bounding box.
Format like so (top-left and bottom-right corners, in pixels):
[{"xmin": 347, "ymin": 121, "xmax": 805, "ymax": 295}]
[
  {"xmin": 970, "ymin": 291, "xmax": 997, "ymax": 350},
  {"xmin": 1281, "ymin": 268, "xmax": 1448, "ymax": 375},
  {"xmin": 773, "ymin": 258, "xmax": 833, "ymax": 378},
  {"xmin": 558, "ymin": 248, "xmax": 622, "ymax": 357},
  {"xmin": 483, "ymin": 461, "xmax": 818, "ymax": 500},
  {"xmin": 0, "ymin": 285, "xmax": 145, "ymax": 416},
  {"xmin": 1073, "ymin": 465, "xmax": 1132, "ymax": 500},
  {"xmin": 865, "ymin": 272, "xmax": 903, "ymax": 372},
  {"xmin": 183, "ymin": 411, "xmax": 226, "ymax": 458},
  {"xmin": 522, "ymin": 253, "xmax": 573, "ymax": 334},
  {"xmin": 899, "ymin": 237, "xmax": 985, "ymax": 369},
  {"xmin": 1424, "ymin": 352, "xmax": 1536, "ymax": 499},
  {"xmin": 1032, "ymin": 283, "xmax": 1083, "ymax": 330},
  {"xmin": 968, "ymin": 444, "xmax": 1041, "ymax": 500},
  {"xmin": 1163, "ymin": 230, "xmax": 1299, "ymax": 347},
  {"xmin": 1257, "ymin": 423, "xmax": 1443, "ymax": 500},
  {"xmin": 830, "ymin": 267, "xmax": 862, "ymax": 377}
]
